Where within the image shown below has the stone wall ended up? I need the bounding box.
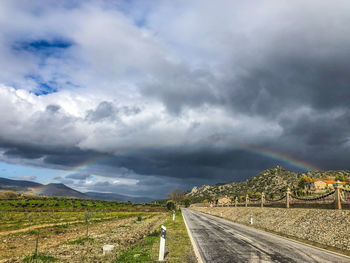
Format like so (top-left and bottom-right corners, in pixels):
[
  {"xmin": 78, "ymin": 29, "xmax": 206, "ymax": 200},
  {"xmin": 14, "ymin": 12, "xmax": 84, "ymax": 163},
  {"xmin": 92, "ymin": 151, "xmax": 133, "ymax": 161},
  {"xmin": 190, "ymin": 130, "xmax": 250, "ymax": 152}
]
[{"xmin": 191, "ymin": 206, "xmax": 350, "ymax": 252}]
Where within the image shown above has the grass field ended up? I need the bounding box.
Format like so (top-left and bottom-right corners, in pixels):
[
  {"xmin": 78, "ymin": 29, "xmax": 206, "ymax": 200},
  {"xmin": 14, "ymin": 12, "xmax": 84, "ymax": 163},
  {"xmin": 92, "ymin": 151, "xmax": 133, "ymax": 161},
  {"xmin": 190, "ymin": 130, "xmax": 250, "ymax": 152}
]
[
  {"xmin": 0, "ymin": 197, "xmax": 171, "ymax": 262},
  {"xmin": 115, "ymin": 210, "xmax": 196, "ymax": 263},
  {"xmin": 0, "ymin": 197, "xmax": 163, "ymax": 212}
]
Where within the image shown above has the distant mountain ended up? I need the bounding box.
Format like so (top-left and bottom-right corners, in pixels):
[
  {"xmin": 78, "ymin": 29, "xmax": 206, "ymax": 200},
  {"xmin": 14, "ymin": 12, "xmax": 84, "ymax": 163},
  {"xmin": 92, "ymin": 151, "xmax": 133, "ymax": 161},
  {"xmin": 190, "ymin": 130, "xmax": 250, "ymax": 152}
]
[
  {"xmin": 85, "ymin": 192, "xmax": 153, "ymax": 203},
  {"xmin": 187, "ymin": 166, "xmax": 350, "ymax": 203},
  {"xmin": 34, "ymin": 183, "xmax": 89, "ymax": 199},
  {"xmin": 0, "ymin": 177, "xmax": 42, "ymax": 192},
  {"xmin": 0, "ymin": 177, "xmax": 152, "ymax": 203}
]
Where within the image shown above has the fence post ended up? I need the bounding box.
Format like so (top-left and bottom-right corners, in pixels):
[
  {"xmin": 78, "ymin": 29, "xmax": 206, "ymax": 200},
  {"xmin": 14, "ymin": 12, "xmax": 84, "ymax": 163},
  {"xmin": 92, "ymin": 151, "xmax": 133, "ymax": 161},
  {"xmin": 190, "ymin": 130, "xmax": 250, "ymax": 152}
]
[
  {"xmin": 235, "ymin": 197, "xmax": 238, "ymax": 207},
  {"xmin": 261, "ymin": 192, "xmax": 265, "ymax": 208},
  {"xmin": 335, "ymin": 181, "xmax": 342, "ymax": 210},
  {"xmin": 158, "ymin": 225, "xmax": 166, "ymax": 261},
  {"xmin": 245, "ymin": 194, "xmax": 249, "ymax": 207},
  {"xmin": 286, "ymin": 188, "xmax": 290, "ymax": 208}
]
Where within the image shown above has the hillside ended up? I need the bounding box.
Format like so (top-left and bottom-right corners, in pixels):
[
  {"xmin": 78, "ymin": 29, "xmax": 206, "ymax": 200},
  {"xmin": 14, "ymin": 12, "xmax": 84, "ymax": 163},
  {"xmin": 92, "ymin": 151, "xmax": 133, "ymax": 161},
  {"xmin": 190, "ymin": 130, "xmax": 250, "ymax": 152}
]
[
  {"xmin": 187, "ymin": 166, "xmax": 350, "ymax": 203},
  {"xmin": 0, "ymin": 177, "xmax": 42, "ymax": 192},
  {"xmin": 33, "ymin": 183, "xmax": 89, "ymax": 199},
  {"xmin": 0, "ymin": 177, "xmax": 152, "ymax": 202},
  {"xmin": 85, "ymin": 192, "xmax": 153, "ymax": 203}
]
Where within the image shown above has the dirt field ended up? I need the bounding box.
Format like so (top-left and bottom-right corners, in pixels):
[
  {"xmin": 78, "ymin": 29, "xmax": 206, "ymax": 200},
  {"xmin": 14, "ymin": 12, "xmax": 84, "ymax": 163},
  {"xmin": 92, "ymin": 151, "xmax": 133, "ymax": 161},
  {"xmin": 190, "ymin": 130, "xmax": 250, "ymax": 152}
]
[{"xmin": 0, "ymin": 212, "xmax": 167, "ymax": 263}]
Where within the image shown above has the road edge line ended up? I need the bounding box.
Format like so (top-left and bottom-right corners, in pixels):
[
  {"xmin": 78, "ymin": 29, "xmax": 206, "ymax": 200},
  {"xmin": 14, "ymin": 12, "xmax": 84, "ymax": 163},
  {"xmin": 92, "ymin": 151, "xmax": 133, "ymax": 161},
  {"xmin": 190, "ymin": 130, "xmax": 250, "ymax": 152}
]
[
  {"xmin": 193, "ymin": 208, "xmax": 350, "ymax": 260},
  {"xmin": 182, "ymin": 209, "xmax": 204, "ymax": 263}
]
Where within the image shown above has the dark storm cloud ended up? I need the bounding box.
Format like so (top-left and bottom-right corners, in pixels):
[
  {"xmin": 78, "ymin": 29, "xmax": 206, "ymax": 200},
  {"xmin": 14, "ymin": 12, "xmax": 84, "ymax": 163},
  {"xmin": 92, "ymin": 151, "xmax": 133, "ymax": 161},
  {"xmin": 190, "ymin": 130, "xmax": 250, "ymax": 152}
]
[
  {"xmin": 86, "ymin": 101, "xmax": 142, "ymax": 122},
  {"xmin": 101, "ymin": 148, "xmax": 293, "ymax": 182},
  {"xmin": 4, "ymin": 148, "xmax": 43, "ymax": 159},
  {"xmin": 280, "ymin": 111, "xmax": 350, "ymax": 148},
  {"xmin": 142, "ymin": 67, "xmax": 218, "ymax": 113},
  {"xmin": 1, "ymin": 0, "xmax": 350, "ymax": 199},
  {"xmin": 220, "ymin": 52, "xmax": 350, "ymax": 118},
  {"xmin": 66, "ymin": 173, "xmax": 91, "ymax": 180}
]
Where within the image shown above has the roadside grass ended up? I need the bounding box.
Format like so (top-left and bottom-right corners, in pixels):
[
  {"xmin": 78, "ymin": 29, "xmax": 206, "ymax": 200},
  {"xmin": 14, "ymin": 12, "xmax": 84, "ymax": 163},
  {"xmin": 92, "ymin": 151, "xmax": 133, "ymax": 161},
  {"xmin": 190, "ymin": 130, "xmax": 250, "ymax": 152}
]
[
  {"xmin": 115, "ymin": 210, "xmax": 196, "ymax": 263},
  {"xmin": 23, "ymin": 253, "xmax": 58, "ymax": 262},
  {"xmin": 0, "ymin": 211, "xmax": 147, "ymax": 233},
  {"xmin": 64, "ymin": 237, "xmax": 94, "ymax": 245}
]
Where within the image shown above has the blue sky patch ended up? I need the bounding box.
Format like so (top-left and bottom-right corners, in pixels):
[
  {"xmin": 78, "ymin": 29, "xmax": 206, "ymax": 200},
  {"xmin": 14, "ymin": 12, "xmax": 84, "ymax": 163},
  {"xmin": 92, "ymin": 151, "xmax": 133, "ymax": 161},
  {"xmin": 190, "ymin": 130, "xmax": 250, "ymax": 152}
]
[{"xmin": 13, "ymin": 38, "xmax": 73, "ymax": 57}]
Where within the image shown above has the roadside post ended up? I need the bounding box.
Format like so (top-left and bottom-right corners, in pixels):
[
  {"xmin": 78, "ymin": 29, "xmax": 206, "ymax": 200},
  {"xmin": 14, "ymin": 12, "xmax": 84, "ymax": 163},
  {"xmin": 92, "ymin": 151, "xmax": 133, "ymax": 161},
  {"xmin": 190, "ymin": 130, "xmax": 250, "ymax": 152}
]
[
  {"xmin": 235, "ymin": 196, "xmax": 238, "ymax": 207},
  {"xmin": 335, "ymin": 181, "xmax": 342, "ymax": 210},
  {"xmin": 250, "ymin": 214, "xmax": 253, "ymax": 224},
  {"xmin": 286, "ymin": 187, "xmax": 291, "ymax": 209},
  {"xmin": 172, "ymin": 210, "xmax": 175, "ymax": 221},
  {"xmin": 245, "ymin": 194, "xmax": 249, "ymax": 207},
  {"xmin": 159, "ymin": 225, "xmax": 166, "ymax": 261},
  {"xmin": 261, "ymin": 192, "xmax": 265, "ymax": 208}
]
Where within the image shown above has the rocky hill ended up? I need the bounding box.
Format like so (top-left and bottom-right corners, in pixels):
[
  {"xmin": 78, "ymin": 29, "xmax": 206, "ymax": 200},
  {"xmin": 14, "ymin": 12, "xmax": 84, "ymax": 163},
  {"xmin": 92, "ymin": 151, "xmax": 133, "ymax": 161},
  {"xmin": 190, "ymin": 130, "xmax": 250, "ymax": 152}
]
[{"xmin": 187, "ymin": 166, "xmax": 350, "ymax": 203}]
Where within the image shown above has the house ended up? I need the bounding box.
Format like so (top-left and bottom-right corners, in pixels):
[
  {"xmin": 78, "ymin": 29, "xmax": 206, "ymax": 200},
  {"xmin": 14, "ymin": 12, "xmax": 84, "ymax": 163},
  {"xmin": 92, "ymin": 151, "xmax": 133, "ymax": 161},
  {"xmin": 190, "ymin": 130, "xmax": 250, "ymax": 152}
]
[
  {"xmin": 216, "ymin": 195, "xmax": 231, "ymax": 205},
  {"xmin": 305, "ymin": 180, "xmax": 348, "ymax": 191}
]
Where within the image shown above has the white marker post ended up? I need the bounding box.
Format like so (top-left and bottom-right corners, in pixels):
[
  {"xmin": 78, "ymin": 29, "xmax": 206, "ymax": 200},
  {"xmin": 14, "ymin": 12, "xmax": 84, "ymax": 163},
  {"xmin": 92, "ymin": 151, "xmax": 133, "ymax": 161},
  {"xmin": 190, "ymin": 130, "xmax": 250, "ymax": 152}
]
[
  {"xmin": 159, "ymin": 225, "xmax": 166, "ymax": 261},
  {"xmin": 220, "ymin": 212, "xmax": 222, "ymax": 217},
  {"xmin": 173, "ymin": 210, "xmax": 175, "ymax": 221},
  {"xmin": 250, "ymin": 214, "xmax": 253, "ymax": 224}
]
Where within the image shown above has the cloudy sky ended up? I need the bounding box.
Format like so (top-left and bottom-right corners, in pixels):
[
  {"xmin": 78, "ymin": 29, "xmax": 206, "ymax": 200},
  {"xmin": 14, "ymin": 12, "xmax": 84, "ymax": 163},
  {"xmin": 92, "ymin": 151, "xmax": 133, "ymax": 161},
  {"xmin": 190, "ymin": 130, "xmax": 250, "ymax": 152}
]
[{"xmin": 1, "ymin": 0, "xmax": 350, "ymax": 199}]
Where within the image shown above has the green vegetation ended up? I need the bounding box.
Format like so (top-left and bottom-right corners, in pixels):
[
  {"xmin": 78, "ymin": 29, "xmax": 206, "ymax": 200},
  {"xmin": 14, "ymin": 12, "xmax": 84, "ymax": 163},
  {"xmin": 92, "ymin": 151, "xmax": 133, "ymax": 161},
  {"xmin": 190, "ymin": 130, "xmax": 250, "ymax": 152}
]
[
  {"xmin": 65, "ymin": 237, "xmax": 94, "ymax": 245},
  {"xmin": 166, "ymin": 200, "xmax": 175, "ymax": 211},
  {"xmin": 298, "ymin": 175, "xmax": 313, "ymax": 189},
  {"xmin": 23, "ymin": 253, "xmax": 58, "ymax": 262},
  {"xmin": 115, "ymin": 210, "xmax": 196, "ymax": 262},
  {"xmin": 0, "ymin": 196, "xmax": 163, "ymax": 212},
  {"xmin": 0, "ymin": 211, "xmax": 149, "ymax": 232},
  {"xmin": 115, "ymin": 235, "xmax": 157, "ymax": 262}
]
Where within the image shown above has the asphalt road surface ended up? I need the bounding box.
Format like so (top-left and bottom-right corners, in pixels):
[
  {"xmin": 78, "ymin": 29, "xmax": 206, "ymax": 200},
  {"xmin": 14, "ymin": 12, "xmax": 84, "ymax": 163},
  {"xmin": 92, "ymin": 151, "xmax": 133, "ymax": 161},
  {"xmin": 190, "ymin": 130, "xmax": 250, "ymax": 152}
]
[{"xmin": 182, "ymin": 208, "xmax": 350, "ymax": 263}]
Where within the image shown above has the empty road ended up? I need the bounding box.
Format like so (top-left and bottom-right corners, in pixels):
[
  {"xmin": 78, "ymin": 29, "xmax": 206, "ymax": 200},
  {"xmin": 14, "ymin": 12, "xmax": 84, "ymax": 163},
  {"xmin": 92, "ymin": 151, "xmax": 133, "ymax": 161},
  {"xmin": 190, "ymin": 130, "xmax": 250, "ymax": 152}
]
[{"xmin": 182, "ymin": 208, "xmax": 350, "ymax": 263}]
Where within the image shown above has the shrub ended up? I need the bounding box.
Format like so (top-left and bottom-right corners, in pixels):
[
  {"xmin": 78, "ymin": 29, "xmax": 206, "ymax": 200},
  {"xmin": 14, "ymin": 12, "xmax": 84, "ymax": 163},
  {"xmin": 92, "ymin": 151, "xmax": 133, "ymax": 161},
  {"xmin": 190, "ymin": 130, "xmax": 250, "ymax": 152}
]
[
  {"xmin": 0, "ymin": 191, "xmax": 18, "ymax": 199},
  {"xmin": 166, "ymin": 201, "xmax": 175, "ymax": 211}
]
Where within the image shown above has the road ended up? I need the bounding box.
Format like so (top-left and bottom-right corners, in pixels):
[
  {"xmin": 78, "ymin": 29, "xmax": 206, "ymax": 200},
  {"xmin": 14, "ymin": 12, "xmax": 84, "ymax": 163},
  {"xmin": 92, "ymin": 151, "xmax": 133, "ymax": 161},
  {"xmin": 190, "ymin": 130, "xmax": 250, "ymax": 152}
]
[{"xmin": 182, "ymin": 208, "xmax": 350, "ymax": 263}]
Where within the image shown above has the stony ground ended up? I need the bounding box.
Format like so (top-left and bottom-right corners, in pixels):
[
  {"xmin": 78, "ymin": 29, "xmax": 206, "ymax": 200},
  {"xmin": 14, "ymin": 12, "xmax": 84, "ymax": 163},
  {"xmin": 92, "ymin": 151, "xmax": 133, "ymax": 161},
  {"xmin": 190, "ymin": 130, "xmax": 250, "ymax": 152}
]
[
  {"xmin": 192, "ymin": 206, "xmax": 350, "ymax": 253},
  {"xmin": 0, "ymin": 213, "xmax": 167, "ymax": 263}
]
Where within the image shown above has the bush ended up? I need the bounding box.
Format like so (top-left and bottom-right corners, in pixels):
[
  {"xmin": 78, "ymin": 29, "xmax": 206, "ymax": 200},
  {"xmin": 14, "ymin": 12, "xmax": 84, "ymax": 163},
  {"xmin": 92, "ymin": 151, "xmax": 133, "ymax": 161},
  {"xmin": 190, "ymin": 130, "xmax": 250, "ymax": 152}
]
[
  {"xmin": 166, "ymin": 201, "xmax": 175, "ymax": 211},
  {"xmin": 0, "ymin": 191, "xmax": 18, "ymax": 199},
  {"xmin": 183, "ymin": 197, "xmax": 191, "ymax": 207}
]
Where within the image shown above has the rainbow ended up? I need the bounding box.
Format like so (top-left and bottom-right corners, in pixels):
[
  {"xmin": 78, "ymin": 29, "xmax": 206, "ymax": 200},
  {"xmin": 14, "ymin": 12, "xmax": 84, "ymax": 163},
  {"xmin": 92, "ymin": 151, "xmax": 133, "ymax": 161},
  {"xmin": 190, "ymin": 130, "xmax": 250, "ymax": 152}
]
[
  {"xmin": 52, "ymin": 146, "xmax": 320, "ymax": 181},
  {"xmin": 64, "ymin": 155, "xmax": 109, "ymax": 177},
  {"xmin": 242, "ymin": 146, "xmax": 321, "ymax": 171}
]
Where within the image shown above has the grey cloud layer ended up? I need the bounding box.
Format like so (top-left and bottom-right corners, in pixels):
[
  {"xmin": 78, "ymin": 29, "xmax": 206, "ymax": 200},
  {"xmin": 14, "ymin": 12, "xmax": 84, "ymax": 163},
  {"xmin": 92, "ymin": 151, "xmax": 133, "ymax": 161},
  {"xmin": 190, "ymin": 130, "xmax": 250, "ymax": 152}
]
[{"xmin": 0, "ymin": 0, "xmax": 350, "ymax": 198}]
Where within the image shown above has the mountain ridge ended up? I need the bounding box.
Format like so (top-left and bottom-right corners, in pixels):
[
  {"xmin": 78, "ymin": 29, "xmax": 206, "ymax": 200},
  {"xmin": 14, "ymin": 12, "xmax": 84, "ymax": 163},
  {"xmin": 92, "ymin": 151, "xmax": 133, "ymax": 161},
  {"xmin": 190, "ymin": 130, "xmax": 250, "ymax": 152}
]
[{"xmin": 0, "ymin": 177, "xmax": 151, "ymax": 203}]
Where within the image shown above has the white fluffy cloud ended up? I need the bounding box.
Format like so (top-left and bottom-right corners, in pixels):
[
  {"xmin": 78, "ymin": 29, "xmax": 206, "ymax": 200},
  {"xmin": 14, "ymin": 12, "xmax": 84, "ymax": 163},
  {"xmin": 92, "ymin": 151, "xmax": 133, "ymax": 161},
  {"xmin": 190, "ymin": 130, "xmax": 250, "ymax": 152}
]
[{"xmin": 1, "ymin": 0, "xmax": 350, "ymax": 198}]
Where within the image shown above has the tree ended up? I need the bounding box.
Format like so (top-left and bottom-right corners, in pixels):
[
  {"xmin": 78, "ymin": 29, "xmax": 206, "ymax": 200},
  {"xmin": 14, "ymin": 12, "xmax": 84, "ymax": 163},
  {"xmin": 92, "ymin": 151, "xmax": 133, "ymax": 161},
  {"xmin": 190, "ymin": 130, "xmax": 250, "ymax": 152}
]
[
  {"xmin": 335, "ymin": 174, "xmax": 349, "ymax": 182},
  {"xmin": 183, "ymin": 197, "xmax": 191, "ymax": 207},
  {"xmin": 298, "ymin": 175, "xmax": 312, "ymax": 189},
  {"xmin": 168, "ymin": 189, "xmax": 185, "ymax": 204},
  {"xmin": 166, "ymin": 201, "xmax": 175, "ymax": 211}
]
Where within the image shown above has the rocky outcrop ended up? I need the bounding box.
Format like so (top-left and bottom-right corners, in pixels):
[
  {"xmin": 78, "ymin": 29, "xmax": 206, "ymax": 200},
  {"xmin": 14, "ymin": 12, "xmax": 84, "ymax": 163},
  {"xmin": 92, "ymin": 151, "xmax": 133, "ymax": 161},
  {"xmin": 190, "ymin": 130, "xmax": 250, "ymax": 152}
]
[{"xmin": 187, "ymin": 166, "xmax": 350, "ymax": 203}]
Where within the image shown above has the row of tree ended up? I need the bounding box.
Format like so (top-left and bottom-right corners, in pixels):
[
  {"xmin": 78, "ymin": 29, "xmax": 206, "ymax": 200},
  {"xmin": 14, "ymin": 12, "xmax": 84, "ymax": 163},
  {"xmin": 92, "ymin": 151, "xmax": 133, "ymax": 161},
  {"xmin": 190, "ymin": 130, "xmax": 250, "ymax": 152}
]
[{"xmin": 166, "ymin": 189, "xmax": 190, "ymax": 210}]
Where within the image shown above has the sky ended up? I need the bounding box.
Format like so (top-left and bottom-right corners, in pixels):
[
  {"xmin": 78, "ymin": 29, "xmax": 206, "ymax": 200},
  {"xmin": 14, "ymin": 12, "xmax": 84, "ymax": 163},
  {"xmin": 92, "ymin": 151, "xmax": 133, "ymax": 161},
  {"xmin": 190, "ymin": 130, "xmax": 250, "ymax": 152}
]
[{"xmin": 1, "ymin": 0, "xmax": 350, "ymax": 199}]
